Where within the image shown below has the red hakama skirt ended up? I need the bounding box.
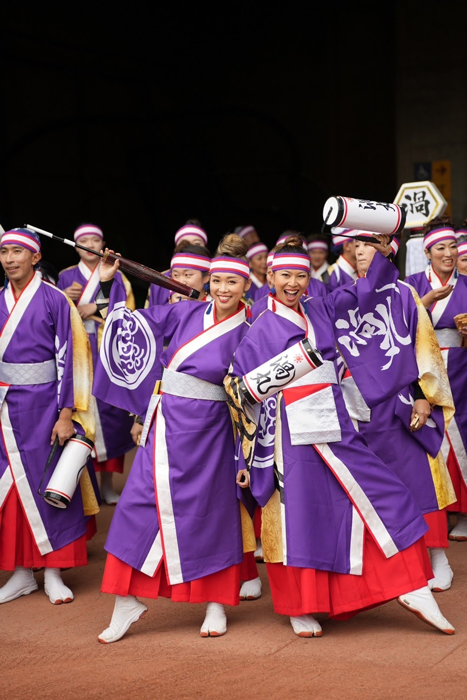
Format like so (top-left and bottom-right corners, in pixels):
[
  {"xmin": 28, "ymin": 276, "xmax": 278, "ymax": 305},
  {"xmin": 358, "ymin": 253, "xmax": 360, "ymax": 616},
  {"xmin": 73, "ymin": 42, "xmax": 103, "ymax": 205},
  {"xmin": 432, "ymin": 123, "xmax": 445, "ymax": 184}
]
[
  {"xmin": 102, "ymin": 555, "xmax": 241, "ymax": 606},
  {"xmin": 93, "ymin": 455, "xmax": 125, "ymax": 474},
  {"xmin": 266, "ymin": 531, "xmax": 431, "ymax": 619},
  {"xmin": 446, "ymin": 447, "xmax": 467, "ymax": 513},
  {"xmin": 239, "ymin": 551, "xmax": 259, "ymax": 581},
  {"xmin": 423, "ymin": 510, "xmax": 448, "ymax": 548},
  {"xmin": 0, "ymin": 488, "xmax": 88, "ymax": 571}
]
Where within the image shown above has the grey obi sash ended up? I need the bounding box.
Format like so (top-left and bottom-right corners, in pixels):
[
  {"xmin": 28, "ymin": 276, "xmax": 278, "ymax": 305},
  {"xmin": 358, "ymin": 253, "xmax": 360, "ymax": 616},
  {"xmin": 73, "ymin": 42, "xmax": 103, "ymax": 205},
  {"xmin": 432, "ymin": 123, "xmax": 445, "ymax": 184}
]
[
  {"xmin": 283, "ymin": 360, "xmax": 342, "ymax": 445},
  {"xmin": 0, "ymin": 359, "xmax": 57, "ymax": 385},
  {"xmin": 161, "ymin": 368, "xmax": 228, "ymax": 402},
  {"xmin": 435, "ymin": 328, "xmax": 462, "ymax": 348}
]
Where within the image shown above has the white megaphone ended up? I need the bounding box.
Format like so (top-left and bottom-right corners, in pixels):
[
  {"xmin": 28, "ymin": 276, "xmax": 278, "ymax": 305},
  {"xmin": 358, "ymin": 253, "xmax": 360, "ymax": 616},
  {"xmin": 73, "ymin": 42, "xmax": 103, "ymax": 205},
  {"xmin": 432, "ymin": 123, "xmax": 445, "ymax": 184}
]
[{"xmin": 38, "ymin": 434, "xmax": 94, "ymax": 509}]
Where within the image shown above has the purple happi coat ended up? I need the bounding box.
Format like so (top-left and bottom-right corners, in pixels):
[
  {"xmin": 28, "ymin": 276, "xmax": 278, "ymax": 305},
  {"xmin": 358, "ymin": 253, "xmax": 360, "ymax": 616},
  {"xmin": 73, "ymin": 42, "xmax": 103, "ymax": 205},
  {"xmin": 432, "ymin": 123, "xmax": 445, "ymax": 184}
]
[
  {"xmin": 0, "ymin": 273, "xmax": 93, "ymax": 555},
  {"xmin": 231, "ymin": 277, "xmax": 428, "ymax": 575},
  {"xmin": 328, "ymin": 257, "xmax": 451, "ymax": 514},
  {"xmin": 58, "ymin": 261, "xmax": 134, "ymax": 461},
  {"xmin": 405, "ymin": 268, "xmax": 467, "ymax": 487},
  {"xmin": 327, "ymin": 254, "xmax": 357, "ymax": 292},
  {"xmin": 94, "ymin": 287, "xmax": 249, "ymax": 584},
  {"xmin": 247, "ymin": 274, "xmax": 269, "ymax": 303}
]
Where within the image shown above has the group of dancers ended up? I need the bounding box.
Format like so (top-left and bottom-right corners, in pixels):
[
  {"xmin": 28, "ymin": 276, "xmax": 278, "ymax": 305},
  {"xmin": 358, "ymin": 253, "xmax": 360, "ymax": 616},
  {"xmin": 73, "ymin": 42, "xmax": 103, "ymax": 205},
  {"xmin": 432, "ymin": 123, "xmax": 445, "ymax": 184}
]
[{"xmin": 0, "ymin": 215, "xmax": 466, "ymax": 645}]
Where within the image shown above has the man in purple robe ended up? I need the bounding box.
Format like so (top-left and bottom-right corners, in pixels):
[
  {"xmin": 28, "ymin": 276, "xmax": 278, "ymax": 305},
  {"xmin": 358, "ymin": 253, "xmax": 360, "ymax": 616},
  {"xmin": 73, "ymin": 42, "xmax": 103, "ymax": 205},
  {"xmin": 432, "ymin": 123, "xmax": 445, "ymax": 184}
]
[
  {"xmin": 58, "ymin": 224, "xmax": 135, "ymax": 504},
  {"xmin": 0, "ymin": 228, "xmax": 96, "ymax": 606}
]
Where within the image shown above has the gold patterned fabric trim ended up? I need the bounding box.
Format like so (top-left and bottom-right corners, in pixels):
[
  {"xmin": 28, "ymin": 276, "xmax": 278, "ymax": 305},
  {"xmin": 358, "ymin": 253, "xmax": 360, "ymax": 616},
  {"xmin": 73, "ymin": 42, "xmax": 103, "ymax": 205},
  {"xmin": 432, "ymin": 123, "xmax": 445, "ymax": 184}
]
[
  {"xmin": 261, "ymin": 491, "xmax": 283, "ymax": 563},
  {"xmin": 409, "ymin": 286, "xmax": 456, "ymax": 508},
  {"xmin": 240, "ymin": 502, "xmax": 256, "ymax": 553}
]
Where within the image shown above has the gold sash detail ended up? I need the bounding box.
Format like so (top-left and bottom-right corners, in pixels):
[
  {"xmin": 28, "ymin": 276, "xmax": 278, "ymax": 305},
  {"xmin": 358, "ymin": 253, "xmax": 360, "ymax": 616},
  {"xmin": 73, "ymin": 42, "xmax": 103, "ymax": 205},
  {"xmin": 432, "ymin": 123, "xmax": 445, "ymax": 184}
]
[
  {"xmin": 240, "ymin": 502, "xmax": 256, "ymax": 554},
  {"xmin": 410, "ymin": 287, "xmax": 456, "ymax": 508}
]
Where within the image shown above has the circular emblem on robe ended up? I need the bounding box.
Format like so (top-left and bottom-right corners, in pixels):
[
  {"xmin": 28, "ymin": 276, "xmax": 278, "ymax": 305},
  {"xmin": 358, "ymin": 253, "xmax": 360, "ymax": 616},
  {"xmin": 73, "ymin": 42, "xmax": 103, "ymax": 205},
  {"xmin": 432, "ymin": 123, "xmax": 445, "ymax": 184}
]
[{"xmin": 101, "ymin": 301, "xmax": 156, "ymax": 388}]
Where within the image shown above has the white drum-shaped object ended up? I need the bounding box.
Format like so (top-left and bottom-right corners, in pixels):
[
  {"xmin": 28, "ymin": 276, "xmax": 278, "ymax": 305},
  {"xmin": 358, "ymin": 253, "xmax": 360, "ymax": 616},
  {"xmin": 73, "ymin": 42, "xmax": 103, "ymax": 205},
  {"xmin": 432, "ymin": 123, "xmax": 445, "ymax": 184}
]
[
  {"xmin": 44, "ymin": 435, "xmax": 94, "ymax": 509},
  {"xmin": 323, "ymin": 196, "xmax": 406, "ymax": 235}
]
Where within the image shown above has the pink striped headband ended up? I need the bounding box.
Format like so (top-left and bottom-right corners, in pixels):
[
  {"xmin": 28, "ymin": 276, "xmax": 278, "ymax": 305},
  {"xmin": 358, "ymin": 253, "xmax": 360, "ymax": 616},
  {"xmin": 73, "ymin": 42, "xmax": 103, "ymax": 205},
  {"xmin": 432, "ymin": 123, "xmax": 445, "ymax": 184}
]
[
  {"xmin": 272, "ymin": 252, "xmax": 311, "ymax": 273},
  {"xmin": 170, "ymin": 252, "xmax": 211, "ymax": 272},
  {"xmin": 424, "ymin": 227, "xmax": 456, "ymax": 250},
  {"xmin": 267, "ymin": 252, "xmax": 275, "ymax": 268},
  {"xmin": 174, "ymin": 225, "xmax": 208, "ymax": 246},
  {"xmin": 1, "ymin": 228, "xmax": 41, "ymax": 253},
  {"xmin": 456, "ymin": 228, "xmax": 467, "ymax": 239},
  {"xmin": 210, "ymin": 256, "xmax": 250, "ymax": 279},
  {"xmin": 74, "ymin": 224, "xmax": 103, "ymax": 241},
  {"xmin": 331, "ymin": 227, "xmax": 356, "ymax": 247},
  {"xmin": 458, "ymin": 242, "xmax": 467, "ymax": 257},
  {"xmin": 307, "ymin": 240, "xmax": 328, "ymax": 252},
  {"xmin": 237, "ymin": 226, "xmax": 256, "ymax": 239},
  {"xmin": 246, "ymin": 242, "xmax": 268, "ymax": 260}
]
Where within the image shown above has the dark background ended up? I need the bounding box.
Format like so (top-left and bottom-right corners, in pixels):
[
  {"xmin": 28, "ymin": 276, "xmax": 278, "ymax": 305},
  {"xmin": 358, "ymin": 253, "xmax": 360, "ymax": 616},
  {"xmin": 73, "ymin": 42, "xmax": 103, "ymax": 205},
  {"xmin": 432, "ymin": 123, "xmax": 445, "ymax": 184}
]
[{"xmin": 0, "ymin": 3, "xmax": 398, "ymax": 295}]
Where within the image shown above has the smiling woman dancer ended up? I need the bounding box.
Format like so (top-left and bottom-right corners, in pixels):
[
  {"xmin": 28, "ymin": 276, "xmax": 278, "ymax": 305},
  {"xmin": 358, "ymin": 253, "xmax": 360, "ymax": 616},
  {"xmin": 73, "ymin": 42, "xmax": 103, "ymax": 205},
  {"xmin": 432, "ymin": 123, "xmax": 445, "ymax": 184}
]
[
  {"xmin": 406, "ymin": 219, "xmax": 467, "ymax": 542},
  {"xmin": 227, "ymin": 235, "xmax": 455, "ymax": 638},
  {"xmin": 94, "ymin": 235, "xmax": 253, "ymax": 643}
]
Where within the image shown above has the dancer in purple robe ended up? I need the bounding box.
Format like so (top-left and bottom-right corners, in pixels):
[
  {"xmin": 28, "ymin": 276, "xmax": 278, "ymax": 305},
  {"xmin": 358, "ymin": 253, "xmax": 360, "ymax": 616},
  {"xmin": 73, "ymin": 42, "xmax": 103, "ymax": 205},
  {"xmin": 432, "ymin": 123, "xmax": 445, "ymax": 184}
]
[
  {"xmin": 0, "ymin": 228, "xmax": 96, "ymax": 606},
  {"xmin": 246, "ymin": 242, "xmax": 269, "ymax": 303},
  {"xmin": 327, "ymin": 228, "xmax": 358, "ymax": 291},
  {"xmin": 338, "ymin": 234, "xmax": 456, "ymax": 592},
  {"xmin": 307, "ymin": 237, "xmax": 330, "ymax": 285},
  {"xmin": 58, "ymin": 224, "xmax": 135, "ymax": 505},
  {"xmin": 93, "ymin": 235, "xmax": 253, "ymax": 643},
  {"xmin": 406, "ymin": 220, "xmax": 467, "ymax": 541},
  {"xmin": 227, "ymin": 235, "xmax": 455, "ymax": 638},
  {"xmin": 146, "ymin": 223, "xmax": 209, "ymax": 307}
]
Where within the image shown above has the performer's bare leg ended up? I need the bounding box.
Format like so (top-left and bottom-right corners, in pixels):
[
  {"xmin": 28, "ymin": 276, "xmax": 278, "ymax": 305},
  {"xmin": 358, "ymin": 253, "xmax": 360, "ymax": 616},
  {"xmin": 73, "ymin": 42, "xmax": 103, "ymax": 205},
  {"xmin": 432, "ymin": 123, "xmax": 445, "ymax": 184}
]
[
  {"xmin": 449, "ymin": 514, "xmax": 467, "ymax": 541},
  {"xmin": 428, "ymin": 548, "xmax": 453, "ymax": 591},
  {"xmin": 200, "ymin": 603, "xmax": 227, "ymax": 637},
  {"xmin": 100, "ymin": 472, "xmax": 120, "ymax": 506},
  {"xmin": 44, "ymin": 568, "xmax": 74, "ymax": 604},
  {"xmin": 398, "ymin": 586, "xmax": 455, "ymax": 633},
  {"xmin": 290, "ymin": 615, "xmax": 323, "ymax": 638},
  {"xmin": 0, "ymin": 567, "xmax": 38, "ymax": 604},
  {"xmin": 98, "ymin": 595, "xmax": 147, "ymax": 644}
]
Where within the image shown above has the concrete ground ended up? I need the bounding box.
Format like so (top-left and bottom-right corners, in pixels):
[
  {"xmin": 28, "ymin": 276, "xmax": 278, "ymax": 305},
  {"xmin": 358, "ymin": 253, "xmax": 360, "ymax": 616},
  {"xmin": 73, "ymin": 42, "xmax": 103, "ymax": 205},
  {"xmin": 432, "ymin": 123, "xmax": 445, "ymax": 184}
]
[{"xmin": 2, "ymin": 452, "xmax": 467, "ymax": 700}]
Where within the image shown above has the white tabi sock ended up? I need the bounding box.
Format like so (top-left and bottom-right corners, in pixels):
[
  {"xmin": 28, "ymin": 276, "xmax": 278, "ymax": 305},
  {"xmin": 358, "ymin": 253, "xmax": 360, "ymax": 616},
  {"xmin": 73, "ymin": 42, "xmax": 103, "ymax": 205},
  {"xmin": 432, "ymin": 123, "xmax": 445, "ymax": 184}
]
[
  {"xmin": 448, "ymin": 515, "xmax": 467, "ymax": 541},
  {"xmin": 254, "ymin": 539, "xmax": 264, "ymax": 562},
  {"xmin": 428, "ymin": 548, "xmax": 454, "ymax": 592},
  {"xmin": 397, "ymin": 585, "xmax": 455, "ymax": 634},
  {"xmin": 200, "ymin": 602, "xmax": 227, "ymax": 637},
  {"xmin": 44, "ymin": 568, "xmax": 74, "ymax": 605},
  {"xmin": 240, "ymin": 577, "xmax": 262, "ymax": 600},
  {"xmin": 98, "ymin": 595, "xmax": 147, "ymax": 644},
  {"xmin": 0, "ymin": 567, "xmax": 38, "ymax": 604},
  {"xmin": 100, "ymin": 473, "xmax": 120, "ymax": 506},
  {"xmin": 290, "ymin": 615, "xmax": 323, "ymax": 638}
]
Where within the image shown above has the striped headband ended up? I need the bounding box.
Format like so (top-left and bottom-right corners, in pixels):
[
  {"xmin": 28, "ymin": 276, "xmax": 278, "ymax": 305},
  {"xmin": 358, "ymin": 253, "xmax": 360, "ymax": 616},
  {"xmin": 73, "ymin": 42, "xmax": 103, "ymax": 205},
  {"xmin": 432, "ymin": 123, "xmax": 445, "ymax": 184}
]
[
  {"xmin": 267, "ymin": 252, "xmax": 275, "ymax": 268},
  {"xmin": 424, "ymin": 227, "xmax": 457, "ymax": 250},
  {"xmin": 331, "ymin": 227, "xmax": 356, "ymax": 247},
  {"xmin": 307, "ymin": 240, "xmax": 328, "ymax": 252},
  {"xmin": 237, "ymin": 226, "xmax": 256, "ymax": 239},
  {"xmin": 456, "ymin": 228, "xmax": 467, "ymax": 239},
  {"xmin": 170, "ymin": 252, "xmax": 211, "ymax": 272},
  {"xmin": 74, "ymin": 224, "xmax": 103, "ymax": 241},
  {"xmin": 272, "ymin": 252, "xmax": 311, "ymax": 272},
  {"xmin": 246, "ymin": 242, "xmax": 268, "ymax": 260},
  {"xmin": 1, "ymin": 228, "xmax": 41, "ymax": 253},
  {"xmin": 210, "ymin": 256, "xmax": 250, "ymax": 279},
  {"xmin": 174, "ymin": 225, "xmax": 208, "ymax": 246},
  {"xmin": 458, "ymin": 242, "xmax": 467, "ymax": 257},
  {"xmin": 390, "ymin": 237, "xmax": 400, "ymax": 256}
]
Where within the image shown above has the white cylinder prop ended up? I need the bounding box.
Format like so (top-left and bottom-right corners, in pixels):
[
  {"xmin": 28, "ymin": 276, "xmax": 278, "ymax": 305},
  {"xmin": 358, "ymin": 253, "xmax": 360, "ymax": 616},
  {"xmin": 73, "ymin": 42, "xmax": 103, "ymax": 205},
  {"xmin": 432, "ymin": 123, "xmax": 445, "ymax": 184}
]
[
  {"xmin": 323, "ymin": 196, "xmax": 406, "ymax": 235},
  {"xmin": 43, "ymin": 435, "xmax": 94, "ymax": 509},
  {"xmin": 242, "ymin": 339, "xmax": 322, "ymax": 403}
]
